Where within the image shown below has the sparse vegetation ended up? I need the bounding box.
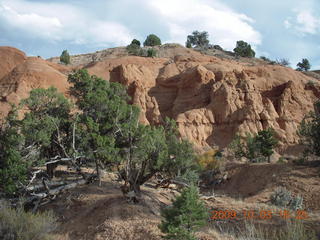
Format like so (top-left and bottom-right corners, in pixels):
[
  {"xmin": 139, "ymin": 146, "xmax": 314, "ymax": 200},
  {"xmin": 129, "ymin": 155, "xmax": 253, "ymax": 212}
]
[
  {"xmin": 144, "ymin": 34, "xmax": 161, "ymax": 46},
  {"xmin": 270, "ymin": 187, "xmax": 303, "ymax": 210},
  {"xmin": 298, "ymin": 101, "xmax": 320, "ymax": 156},
  {"xmin": 197, "ymin": 149, "xmax": 225, "ymax": 173},
  {"xmin": 229, "ymin": 128, "xmax": 278, "ymax": 162},
  {"xmin": 159, "ymin": 186, "xmax": 208, "ymax": 240},
  {"xmin": 233, "ymin": 40, "xmax": 255, "ymax": 58},
  {"xmin": 276, "ymin": 58, "xmax": 290, "ymax": 67},
  {"xmin": 296, "ymin": 58, "xmax": 311, "ymax": 71},
  {"xmin": 0, "ymin": 202, "xmax": 57, "ymax": 240},
  {"xmin": 186, "ymin": 31, "xmax": 210, "ymax": 49},
  {"xmin": 59, "ymin": 50, "xmax": 70, "ymax": 65},
  {"xmin": 147, "ymin": 48, "xmax": 157, "ymax": 57}
]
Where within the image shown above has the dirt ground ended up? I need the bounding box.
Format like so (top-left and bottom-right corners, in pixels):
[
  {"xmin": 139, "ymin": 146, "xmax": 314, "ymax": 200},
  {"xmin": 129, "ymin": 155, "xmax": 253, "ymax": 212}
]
[{"xmin": 43, "ymin": 161, "xmax": 320, "ymax": 240}]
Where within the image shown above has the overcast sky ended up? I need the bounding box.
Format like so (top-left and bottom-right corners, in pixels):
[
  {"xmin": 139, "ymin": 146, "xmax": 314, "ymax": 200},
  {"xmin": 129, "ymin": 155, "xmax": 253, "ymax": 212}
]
[{"xmin": 0, "ymin": 0, "xmax": 319, "ymax": 69}]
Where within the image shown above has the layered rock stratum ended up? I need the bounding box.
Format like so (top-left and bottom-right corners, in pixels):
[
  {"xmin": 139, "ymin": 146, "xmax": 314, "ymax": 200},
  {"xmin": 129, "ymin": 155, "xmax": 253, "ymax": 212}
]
[{"xmin": 1, "ymin": 45, "xmax": 320, "ymax": 152}]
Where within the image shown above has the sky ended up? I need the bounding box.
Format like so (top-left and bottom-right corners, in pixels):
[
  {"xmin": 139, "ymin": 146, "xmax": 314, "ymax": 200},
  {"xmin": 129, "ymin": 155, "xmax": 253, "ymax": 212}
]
[{"xmin": 0, "ymin": 0, "xmax": 319, "ymax": 69}]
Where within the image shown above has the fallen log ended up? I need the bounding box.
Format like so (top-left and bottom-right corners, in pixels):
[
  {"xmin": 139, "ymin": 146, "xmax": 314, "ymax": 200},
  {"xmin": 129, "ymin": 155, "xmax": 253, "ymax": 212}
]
[{"xmin": 30, "ymin": 179, "xmax": 87, "ymax": 198}]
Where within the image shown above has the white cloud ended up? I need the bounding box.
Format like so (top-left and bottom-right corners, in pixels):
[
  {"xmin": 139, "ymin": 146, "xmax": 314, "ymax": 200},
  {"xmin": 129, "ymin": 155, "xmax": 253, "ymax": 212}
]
[
  {"xmin": 0, "ymin": 0, "xmax": 134, "ymax": 46},
  {"xmin": 146, "ymin": 0, "xmax": 261, "ymax": 50},
  {"xmin": 0, "ymin": 4, "xmax": 62, "ymax": 41},
  {"xmin": 284, "ymin": 19, "xmax": 292, "ymax": 29},
  {"xmin": 295, "ymin": 10, "xmax": 320, "ymax": 34}
]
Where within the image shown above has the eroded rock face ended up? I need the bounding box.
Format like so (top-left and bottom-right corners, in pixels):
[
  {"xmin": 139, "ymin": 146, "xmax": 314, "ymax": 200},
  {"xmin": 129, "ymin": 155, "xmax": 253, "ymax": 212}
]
[
  {"xmin": 86, "ymin": 50, "xmax": 319, "ymax": 151},
  {"xmin": 1, "ymin": 46, "xmax": 319, "ymax": 152},
  {"xmin": 0, "ymin": 48, "xmax": 70, "ymax": 117}
]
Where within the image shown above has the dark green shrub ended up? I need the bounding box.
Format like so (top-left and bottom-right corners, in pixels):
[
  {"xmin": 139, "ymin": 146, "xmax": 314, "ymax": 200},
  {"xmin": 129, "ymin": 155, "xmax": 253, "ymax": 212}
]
[
  {"xmin": 233, "ymin": 40, "xmax": 255, "ymax": 58},
  {"xmin": 229, "ymin": 128, "xmax": 278, "ymax": 162},
  {"xmin": 59, "ymin": 50, "xmax": 70, "ymax": 65},
  {"xmin": 143, "ymin": 34, "xmax": 161, "ymax": 46},
  {"xmin": 0, "ymin": 112, "xmax": 27, "ymax": 194},
  {"xmin": 212, "ymin": 45, "xmax": 223, "ymax": 51},
  {"xmin": 130, "ymin": 39, "xmax": 141, "ymax": 47},
  {"xmin": 296, "ymin": 59, "xmax": 311, "ymax": 71},
  {"xmin": 159, "ymin": 186, "xmax": 208, "ymax": 240},
  {"xmin": 186, "ymin": 31, "xmax": 209, "ymax": 49}
]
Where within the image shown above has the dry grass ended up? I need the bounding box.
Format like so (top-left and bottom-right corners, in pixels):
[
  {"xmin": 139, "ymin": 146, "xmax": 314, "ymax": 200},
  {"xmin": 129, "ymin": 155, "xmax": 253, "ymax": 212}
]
[{"xmin": 0, "ymin": 201, "xmax": 57, "ymax": 240}]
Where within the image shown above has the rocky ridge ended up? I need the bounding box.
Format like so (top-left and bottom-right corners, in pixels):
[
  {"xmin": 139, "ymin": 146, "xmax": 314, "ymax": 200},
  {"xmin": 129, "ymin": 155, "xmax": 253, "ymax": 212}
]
[{"xmin": 1, "ymin": 45, "xmax": 319, "ymax": 152}]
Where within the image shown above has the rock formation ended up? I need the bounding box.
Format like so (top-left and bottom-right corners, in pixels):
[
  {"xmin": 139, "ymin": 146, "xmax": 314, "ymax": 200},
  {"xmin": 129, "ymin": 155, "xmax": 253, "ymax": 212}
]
[{"xmin": 1, "ymin": 45, "xmax": 319, "ymax": 152}]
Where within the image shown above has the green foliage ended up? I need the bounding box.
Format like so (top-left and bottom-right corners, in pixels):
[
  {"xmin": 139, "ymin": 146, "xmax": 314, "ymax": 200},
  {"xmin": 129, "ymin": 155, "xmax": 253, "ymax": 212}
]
[
  {"xmin": 185, "ymin": 41, "xmax": 192, "ymax": 48},
  {"xmin": 19, "ymin": 87, "xmax": 72, "ymax": 165},
  {"xmin": 159, "ymin": 186, "xmax": 208, "ymax": 240},
  {"xmin": 186, "ymin": 31, "xmax": 209, "ymax": 49},
  {"xmin": 162, "ymin": 118, "xmax": 198, "ymax": 184},
  {"xmin": 212, "ymin": 45, "xmax": 223, "ymax": 51},
  {"xmin": 68, "ymin": 70, "xmax": 197, "ymax": 193},
  {"xmin": 270, "ymin": 187, "xmax": 303, "ymax": 210},
  {"xmin": 130, "ymin": 39, "xmax": 141, "ymax": 47},
  {"xmin": 0, "ymin": 202, "xmax": 57, "ymax": 240},
  {"xmin": 0, "ymin": 111, "xmax": 27, "ymax": 194},
  {"xmin": 143, "ymin": 34, "xmax": 161, "ymax": 46},
  {"xmin": 126, "ymin": 39, "xmax": 142, "ymax": 56},
  {"xmin": 59, "ymin": 50, "xmax": 70, "ymax": 65},
  {"xmin": 298, "ymin": 101, "xmax": 320, "ymax": 156},
  {"xmin": 147, "ymin": 48, "xmax": 157, "ymax": 57},
  {"xmin": 260, "ymin": 56, "xmax": 271, "ymax": 61},
  {"xmin": 229, "ymin": 128, "xmax": 278, "ymax": 162},
  {"xmin": 68, "ymin": 69, "xmax": 136, "ymax": 168},
  {"xmin": 126, "ymin": 44, "xmax": 141, "ymax": 56},
  {"xmin": 229, "ymin": 134, "xmax": 246, "ymax": 160},
  {"xmin": 296, "ymin": 58, "xmax": 311, "ymax": 71},
  {"xmin": 233, "ymin": 40, "xmax": 255, "ymax": 58},
  {"xmin": 254, "ymin": 128, "xmax": 278, "ymax": 162}
]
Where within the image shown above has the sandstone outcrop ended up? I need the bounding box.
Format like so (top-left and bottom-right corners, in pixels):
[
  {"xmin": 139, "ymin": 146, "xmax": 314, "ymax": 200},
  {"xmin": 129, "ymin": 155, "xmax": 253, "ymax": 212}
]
[{"xmin": 1, "ymin": 45, "xmax": 319, "ymax": 152}]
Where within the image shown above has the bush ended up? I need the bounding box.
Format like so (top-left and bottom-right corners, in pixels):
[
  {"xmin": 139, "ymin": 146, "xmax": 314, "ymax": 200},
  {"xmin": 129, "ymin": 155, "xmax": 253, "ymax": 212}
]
[
  {"xmin": 186, "ymin": 31, "xmax": 210, "ymax": 49},
  {"xmin": 298, "ymin": 101, "xmax": 320, "ymax": 156},
  {"xmin": 59, "ymin": 50, "xmax": 70, "ymax": 65},
  {"xmin": 159, "ymin": 186, "xmax": 208, "ymax": 240},
  {"xmin": 0, "ymin": 111, "xmax": 28, "ymax": 194},
  {"xmin": 0, "ymin": 202, "xmax": 57, "ymax": 240},
  {"xmin": 143, "ymin": 34, "xmax": 161, "ymax": 46},
  {"xmin": 229, "ymin": 129, "xmax": 278, "ymax": 162},
  {"xmin": 197, "ymin": 149, "xmax": 224, "ymax": 172},
  {"xmin": 296, "ymin": 58, "xmax": 311, "ymax": 71},
  {"xmin": 270, "ymin": 187, "xmax": 303, "ymax": 210},
  {"xmin": 147, "ymin": 48, "xmax": 157, "ymax": 57},
  {"xmin": 212, "ymin": 45, "xmax": 223, "ymax": 51},
  {"xmin": 130, "ymin": 39, "xmax": 141, "ymax": 47},
  {"xmin": 276, "ymin": 58, "xmax": 290, "ymax": 67},
  {"xmin": 126, "ymin": 43, "xmax": 141, "ymax": 56},
  {"xmin": 260, "ymin": 56, "xmax": 271, "ymax": 62},
  {"xmin": 233, "ymin": 40, "xmax": 255, "ymax": 58}
]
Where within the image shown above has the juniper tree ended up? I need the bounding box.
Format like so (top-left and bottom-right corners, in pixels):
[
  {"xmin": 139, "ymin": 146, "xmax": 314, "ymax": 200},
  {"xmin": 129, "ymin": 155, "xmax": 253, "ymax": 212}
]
[
  {"xmin": 0, "ymin": 110, "xmax": 27, "ymax": 194},
  {"xmin": 186, "ymin": 31, "xmax": 209, "ymax": 49},
  {"xmin": 296, "ymin": 58, "xmax": 311, "ymax": 71},
  {"xmin": 233, "ymin": 40, "xmax": 255, "ymax": 58},
  {"xmin": 143, "ymin": 34, "xmax": 161, "ymax": 46},
  {"xmin": 60, "ymin": 50, "xmax": 70, "ymax": 65},
  {"xmin": 159, "ymin": 186, "xmax": 208, "ymax": 240}
]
